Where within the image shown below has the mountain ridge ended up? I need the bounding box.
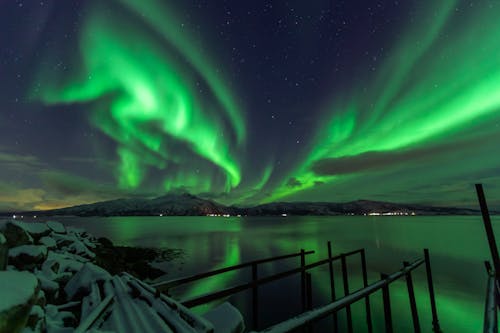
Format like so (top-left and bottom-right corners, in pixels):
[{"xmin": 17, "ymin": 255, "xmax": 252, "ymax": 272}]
[{"xmin": 1, "ymin": 193, "xmax": 483, "ymax": 216}]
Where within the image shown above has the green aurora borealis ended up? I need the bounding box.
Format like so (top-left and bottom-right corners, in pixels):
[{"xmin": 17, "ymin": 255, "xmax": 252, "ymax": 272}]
[
  {"xmin": 267, "ymin": 1, "xmax": 500, "ymax": 203},
  {"xmin": 3, "ymin": 0, "xmax": 500, "ymax": 209},
  {"xmin": 36, "ymin": 0, "xmax": 244, "ymax": 194}
]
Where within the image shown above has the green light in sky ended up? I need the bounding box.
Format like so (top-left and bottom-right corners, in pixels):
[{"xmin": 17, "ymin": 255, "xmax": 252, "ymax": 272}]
[
  {"xmin": 35, "ymin": 0, "xmax": 244, "ymax": 194},
  {"xmin": 271, "ymin": 1, "xmax": 500, "ymax": 201}
]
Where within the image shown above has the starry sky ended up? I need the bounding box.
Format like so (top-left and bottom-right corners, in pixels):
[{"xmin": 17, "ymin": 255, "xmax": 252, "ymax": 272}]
[{"xmin": 1, "ymin": 0, "xmax": 500, "ymax": 211}]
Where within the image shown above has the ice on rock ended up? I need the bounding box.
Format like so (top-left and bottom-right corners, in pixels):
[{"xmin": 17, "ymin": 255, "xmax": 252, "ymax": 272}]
[
  {"xmin": 0, "ymin": 271, "xmax": 39, "ymax": 333},
  {"xmin": 46, "ymin": 221, "xmax": 66, "ymax": 234},
  {"xmin": 203, "ymin": 302, "xmax": 245, "ymax": 333},
  {"xmin": 65, "ymin": 263, "xmax": 111, "ymax": 300}
]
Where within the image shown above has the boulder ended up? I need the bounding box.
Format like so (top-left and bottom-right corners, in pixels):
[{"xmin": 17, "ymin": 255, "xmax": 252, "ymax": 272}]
[
  {"xmin": 46, "ymin": 221, "xmax": 66, "ymax": 234},
  {"xmin": 0, "ymin": 232, "xmax": 7, "ymax": 270},
  {"xmin": 26, "ymin": 304, "xmax": 45, "ymax": 332},
  {"xmin": 2, "ymin": 221, "xmax": 34, "ymax": 247},
  {"xmin": 13, "ymin": 222, "xmax": 51, "ymax": 242},
  {"xmin": 8, "ymin": 245, "xmax": 48, "ymax": 270},
  {"xmin": 64, "ymin": 263, "xmax": 111, "ymax": 300},
  {"xmin": 203, "ymin": 302, "xmax": 245, "ymax": 333},
  {"xmin": 0, "ymin": 271, "xmax": 39, "ymax": 333},
  {"xmin": 38, "ymin": 236, "xmax": 57, "ymax": 249}
]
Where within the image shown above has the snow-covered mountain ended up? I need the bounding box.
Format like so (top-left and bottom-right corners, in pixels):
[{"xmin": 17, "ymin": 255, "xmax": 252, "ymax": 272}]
[{"xmin": 12, "ymin": 194, "xmax": 482, "ymax": 216}]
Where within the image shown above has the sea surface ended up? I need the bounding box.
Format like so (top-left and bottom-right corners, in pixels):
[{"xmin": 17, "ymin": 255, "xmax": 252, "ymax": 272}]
[{"xmin": 6, "ymin": 215, "xmax": 495, "ymax": 332}]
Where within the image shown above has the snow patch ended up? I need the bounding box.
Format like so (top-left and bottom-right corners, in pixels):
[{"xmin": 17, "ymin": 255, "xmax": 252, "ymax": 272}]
[
  {"xmin": 47, "ymin": 221, "xmax": 66, "ymax": 234},
  {"xmin": 203, "ymin": 302, "xmax": 245, "ymax": 333},
  {"xmin": 9, "ymin": 245, "xmax": 48, "ymax": 258},
  {"xmin": 0, "ymin": 271, "xmax": 39, "ymax": 312},
  {"xmin": 65, "ymin": 263, "xmax": 111, "ymax": 299},
  {"xmin": 39, "ymin": 236, "xmax": 57, "ymax": 249}
]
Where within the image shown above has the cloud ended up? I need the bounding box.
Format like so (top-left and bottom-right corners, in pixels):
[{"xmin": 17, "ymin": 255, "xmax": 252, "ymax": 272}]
[
  {"xmin": 0, "ymin": 151, "xmax": 45, "ymax": 170},
  {"xmin": 310, "ymin": 135, "xmax": 490, "ymax": 176},
  {"xmin": 286, "ymin": 177, "xmax": 302, "ymax": 188}
]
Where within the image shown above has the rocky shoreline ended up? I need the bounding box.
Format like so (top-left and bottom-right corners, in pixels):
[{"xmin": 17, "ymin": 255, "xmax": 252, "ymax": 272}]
[{"xmin": 0, "ymin": 220, "xmax": 184, "ymax": 332}]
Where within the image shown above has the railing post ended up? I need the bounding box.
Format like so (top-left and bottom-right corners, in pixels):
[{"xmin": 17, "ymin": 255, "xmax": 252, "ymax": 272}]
[
  {"xmin": 327, "ymin": 241, "xmax": 338, "ymax": 333},
  {"xmin": 381, "ymin": 273, "xmax": 393, "ymax": 333},
  {"xmin": 360, "ymin": 249, "xmax": 373, "ymax": 333},
  {"xmin": 252, "ymin": 262, "xmax": 259, "ymax": 330},
  {"xmin": 404, "ymin": 261, "xmax": 421, "ymax": 333},
  {"xmin": 306, "ymin": 272, "xmax": 313, "ymax": 310},
  {"xmin": 306, "ymin": 272, "xmax": 313, "ymax": 333},
  {"xmin": 484, "ymin": 261, "xmax": 498, "ymax": 333},
  {"xmin": 476, "ymin": 184, "xmax": 500, "ymax": 281},
  {"xmin": 301, "ymin": 249, "xmax": 306, "ymax": 312},
  {"xmin": 341, "ymin": 253, "xmax": 353, "ymax": 333},
  {"xmin": 424, "ymin": 249, "xmax": 442, "ymax": 333}
]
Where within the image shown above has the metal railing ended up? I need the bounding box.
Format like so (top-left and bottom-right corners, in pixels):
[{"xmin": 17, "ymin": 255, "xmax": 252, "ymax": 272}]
[
  {"xmin": 476, "ymin": 184, "xmax": 500, "ymax": 333},
  {"xmin": 153, "ymin": 247, "xmax": 365, "ymax": 330},
  {"xmin": 152, "ymin": 244, "xmax": 443, "ymax": 332}
]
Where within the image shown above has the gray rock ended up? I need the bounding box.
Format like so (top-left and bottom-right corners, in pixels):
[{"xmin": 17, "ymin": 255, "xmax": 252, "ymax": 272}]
[
  {"xmin": 0, "ymin": 271, "xmax": 40, "ymax": 333},
  {"xmin": 38, "ymin": 236, "xmax": 57, "ymax": 249},
  {"xmin": 0, "ymin": 232, "xmax": 7, "ymax": 270},
  {"xmin": 2, "ymin": 221, "xmax": 34, "ymax": 248},
  {"xmin": 8, "ymin": 245, "xmax": 48, "ymax": 270},
  {"xmin": 64, "ymin": 263, "xmax": 111, "ymax": 300},
  {"xmin": 46, "ymin": 221, "xmax": 66, "ymax": 234}
]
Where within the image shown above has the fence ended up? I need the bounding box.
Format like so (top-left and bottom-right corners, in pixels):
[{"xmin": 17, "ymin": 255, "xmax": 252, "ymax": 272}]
[{"xmin": 153, "ymin": 244, "xmax": 442, "ymax": 332}]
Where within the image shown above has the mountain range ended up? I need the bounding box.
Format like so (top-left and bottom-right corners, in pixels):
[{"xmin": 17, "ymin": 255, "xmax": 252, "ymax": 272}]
[{"xmin": 3, "ymin": 193, "xmax": 483, "ymax": 217}]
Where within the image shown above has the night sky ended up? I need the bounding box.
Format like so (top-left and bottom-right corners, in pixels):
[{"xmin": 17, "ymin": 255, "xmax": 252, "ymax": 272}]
[{"xmin": 1, "ymin": 0, "xmax": 500, "ymax": 211}]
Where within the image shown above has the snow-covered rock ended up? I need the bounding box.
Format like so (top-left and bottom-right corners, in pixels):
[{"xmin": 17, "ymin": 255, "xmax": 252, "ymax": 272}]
[
  {"xmin": 0, "ymin": 271, "xmax": 39, "ymax": 333},
  {"xmin": 14, "ymin": 222, "xmax": 51, "ymax": 240},
  {"xmin": 45, "ymin": 252, "xmax": 85, "ymax": 273},
  {"xmin": 66, "ymin": 239, "xmax": 96, "ymax": 259},
  {"xmin": 46, "ymin": 221, "xmax": 66, "ymax": 234},
  {"xmin": 0, "ymin": 232, "xmax": 7, "ymax": 270},
  {"xmin": 9, "ymin": 245, "xmax": 48, "ymax": 270},
  {"xmin": 203, "ymin": 302, "xmax": 245, "ymax": 333},
  {"xmin": 26, "ymin": 305, "xmax": 45, "ymax": 332},
  {"xmin": 34, "ymin": 273, "xmax": 59, "ymax": 304},
  {"xmin": 2, "ymin": 221, "xmax": 34, "ymax": 247},
  {"xmin": 46, "ymin": 305, "xmax": 76, "ymax": 332},
  {"xmin": 65, "ymin": 263, "xmax": 111, "ymax": 300},
  {"xmin": 39, "ymin": 236, "xmax": 57, "ymax": 249}
]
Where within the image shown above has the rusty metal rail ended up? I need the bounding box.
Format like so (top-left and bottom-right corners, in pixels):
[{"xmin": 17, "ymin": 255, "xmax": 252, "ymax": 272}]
[
  {"xmin": 152, "ymin": 250, "xmax": 315, "ymax": 292},
  {"xmin": 249, "ymin": 258, "xmax": 425, "ymax": 333},
  {"xmin": 181, "ymin": 248, "xmax": 363, "ymax": 308}
]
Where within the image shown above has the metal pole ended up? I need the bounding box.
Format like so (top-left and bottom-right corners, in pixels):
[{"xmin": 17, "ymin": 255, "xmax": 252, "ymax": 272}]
[
  {"xmin": 301, "ymin": 249, "xmax": 307, "ymax": 312},
  {"xmin": 476, "ymin": 184, "xmax": 500, "ymax": 280},
  {"xmin": 424, "ymin": 249, "xmax": 442, "ymax": 333},
  {"xmin": 341, "ymin": 253, "xmax": 353, "ymax": 333},
  {"xmin": 361, "ymin": 249, "xmax": 373, "ymax": 333},
  {"xmin": 306, "ymin": 272, "xmax": 314, "ymax": 333},
  {"xmin": 381, "ymin": 273, "xmax": 393, "ymax": 333},
  {"xmin": 252, "ymin": 262, "xmax": 259, "ymax": 330},
  {"xmin": 404, "ymin": 261, "xmax": 421, "ymax": 333},
  {"xmin": 327, "ymin": 241, "xmax": 338, "ymax": 333},
  {"xmin": 484, "ymin": 262, "xmax": 498, "ymax": 333}
]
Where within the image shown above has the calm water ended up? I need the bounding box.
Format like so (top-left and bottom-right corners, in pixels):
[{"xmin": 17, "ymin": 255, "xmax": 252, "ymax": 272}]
[{"xmin": 12, "ymin": 215, "xmax": 497, "ymax": 332}]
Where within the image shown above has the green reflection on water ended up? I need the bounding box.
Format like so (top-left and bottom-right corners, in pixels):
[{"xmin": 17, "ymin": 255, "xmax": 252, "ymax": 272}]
[{"xmin": 55, "ymin": 215, "xmax": 491, "ymax": 332}]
